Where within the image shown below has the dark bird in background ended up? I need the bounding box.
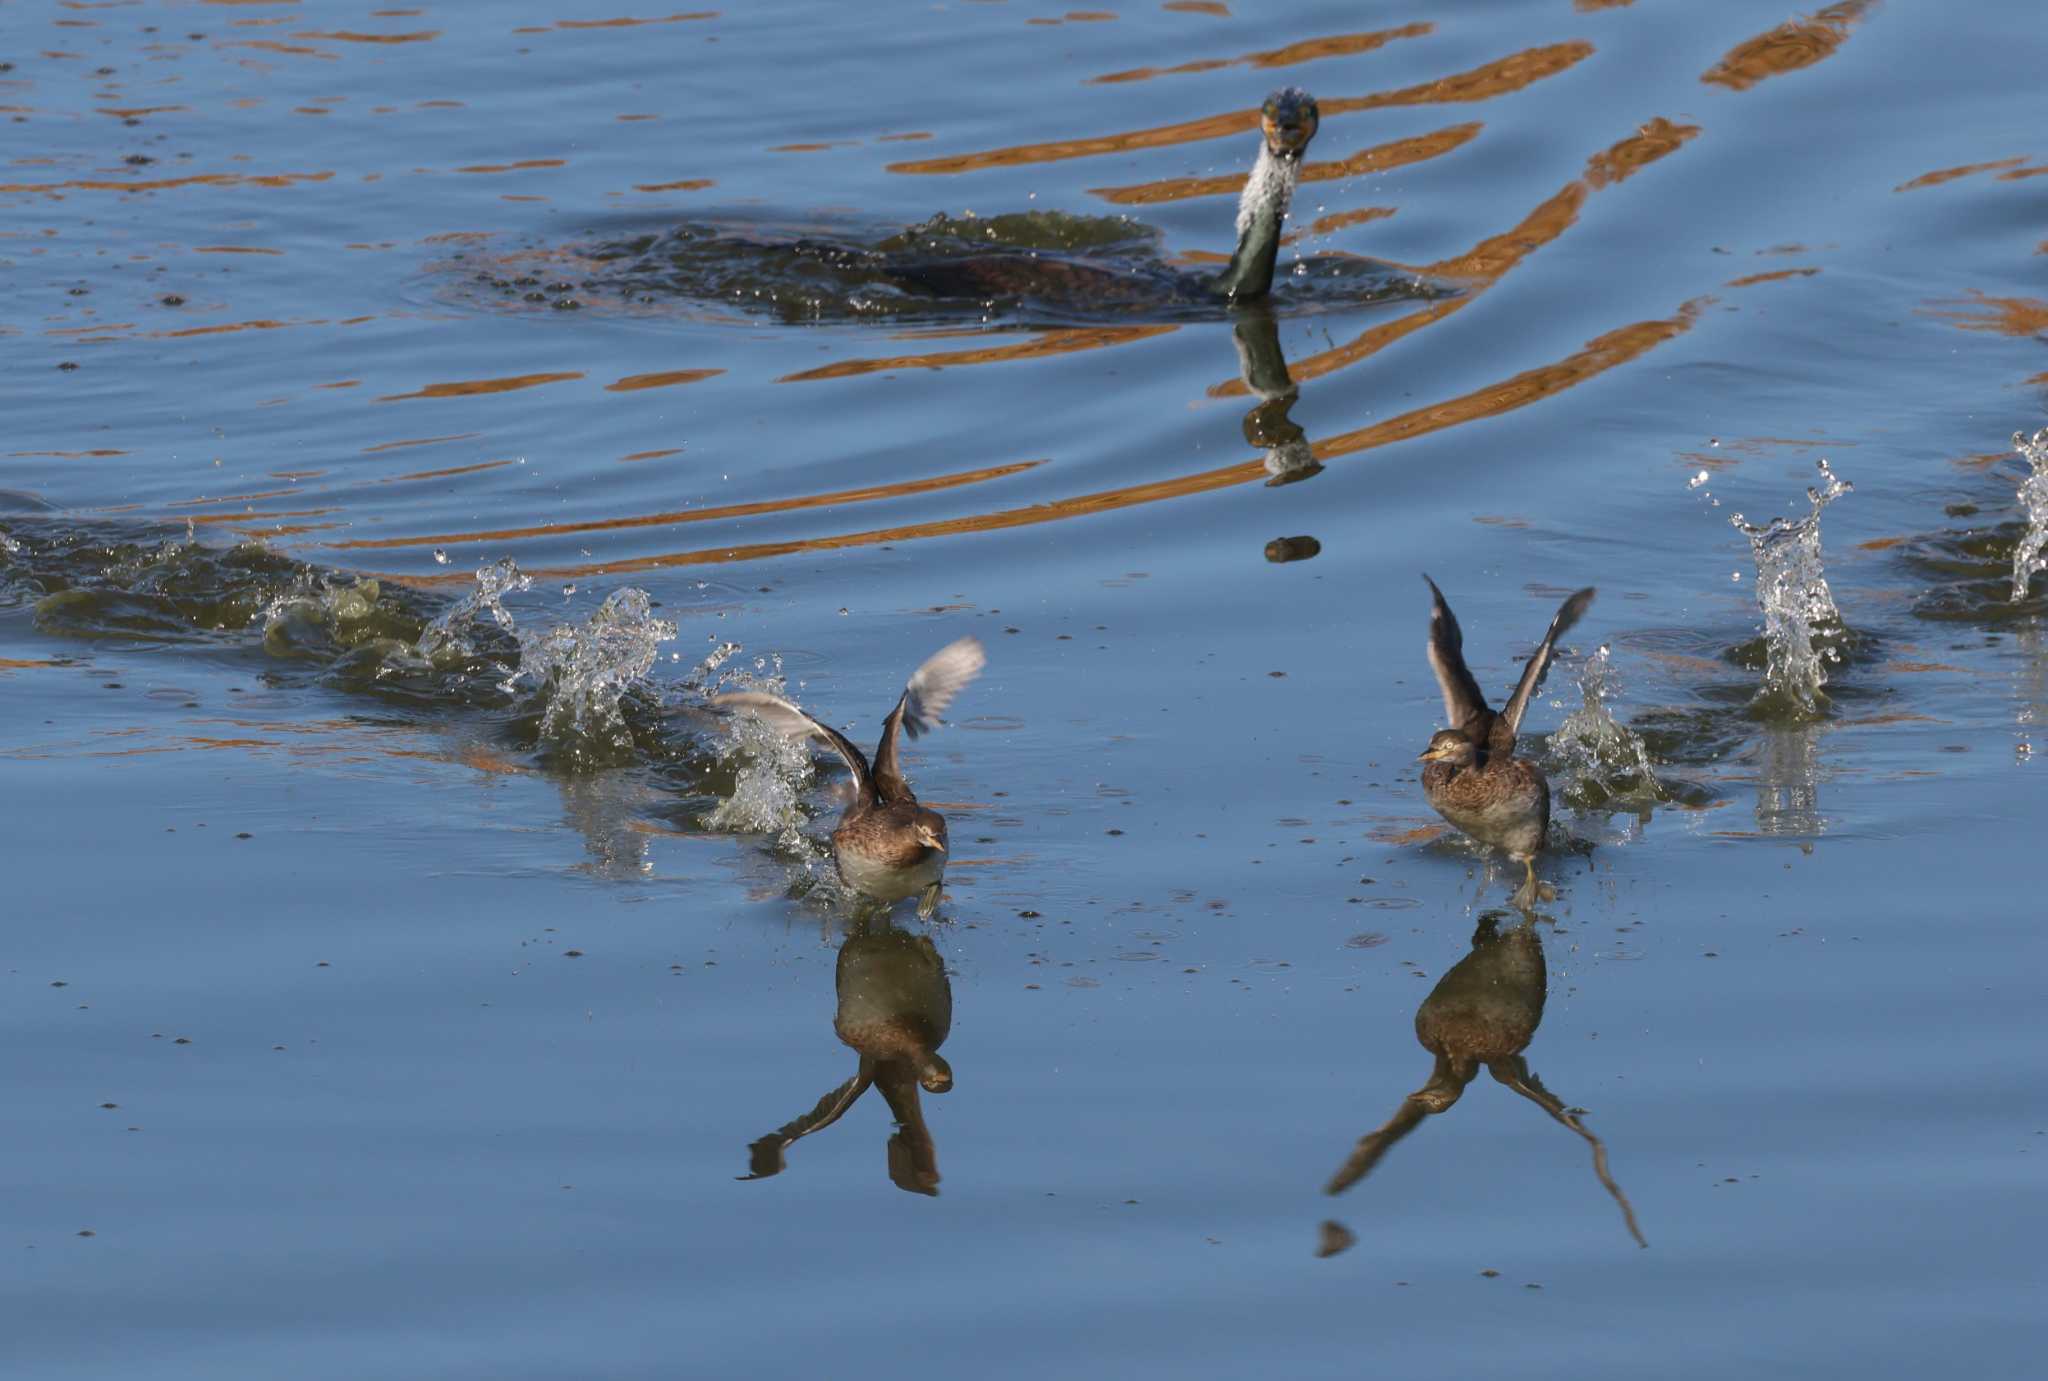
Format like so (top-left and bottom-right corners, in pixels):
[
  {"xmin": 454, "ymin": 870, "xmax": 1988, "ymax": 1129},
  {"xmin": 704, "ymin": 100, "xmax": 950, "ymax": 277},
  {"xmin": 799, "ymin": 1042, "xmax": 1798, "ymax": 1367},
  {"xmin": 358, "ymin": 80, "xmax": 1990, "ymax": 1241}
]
[
  {"xmin": 714, "ymin": 636, "xmax": 985, "ymax": 919},
  {"xmin": 887, "ymin": 88, "xmax": 1320, "ymax": 309},
  {"xmin": 1417, "ymin": 578, "xmax": 1594, "ymax": 907}
]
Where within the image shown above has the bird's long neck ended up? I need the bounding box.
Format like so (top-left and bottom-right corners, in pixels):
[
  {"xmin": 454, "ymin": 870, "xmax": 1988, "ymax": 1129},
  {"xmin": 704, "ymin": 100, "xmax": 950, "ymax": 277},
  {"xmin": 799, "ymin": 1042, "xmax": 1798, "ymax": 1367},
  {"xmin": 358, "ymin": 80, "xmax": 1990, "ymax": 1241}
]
[{"xmin": 1212, "ymin": 145, "xmax": 1298, "ymax": 301}]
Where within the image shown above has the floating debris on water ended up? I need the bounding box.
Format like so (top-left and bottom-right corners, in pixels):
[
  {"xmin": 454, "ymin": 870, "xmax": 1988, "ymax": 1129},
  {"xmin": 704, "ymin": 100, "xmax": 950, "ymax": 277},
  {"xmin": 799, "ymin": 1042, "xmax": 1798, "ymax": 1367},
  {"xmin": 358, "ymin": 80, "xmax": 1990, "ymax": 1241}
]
[
  {"xmin": 2008, "ymin": 426, "xmax": 2048, "ymax": 602},
  {"xmin": 1729, "ymin": 459, "xmax": 1853, "ymax": 713}
]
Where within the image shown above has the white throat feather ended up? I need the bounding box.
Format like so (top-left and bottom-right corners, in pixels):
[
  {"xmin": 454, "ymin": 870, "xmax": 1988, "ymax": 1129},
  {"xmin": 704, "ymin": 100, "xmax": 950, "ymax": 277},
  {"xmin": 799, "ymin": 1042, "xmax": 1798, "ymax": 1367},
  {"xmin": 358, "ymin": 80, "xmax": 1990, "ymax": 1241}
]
[{"xmin": 1236, "ymin": 145, "xmax": 1299, "ymax": 238}]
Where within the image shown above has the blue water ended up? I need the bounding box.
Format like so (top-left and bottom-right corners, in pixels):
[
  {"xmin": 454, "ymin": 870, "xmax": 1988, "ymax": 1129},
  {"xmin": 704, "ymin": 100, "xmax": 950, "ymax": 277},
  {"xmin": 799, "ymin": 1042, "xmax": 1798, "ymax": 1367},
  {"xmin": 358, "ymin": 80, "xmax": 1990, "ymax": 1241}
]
[{"xmin": 4, "ymin": 1, "xmax": 2047, "ymax": 1376}]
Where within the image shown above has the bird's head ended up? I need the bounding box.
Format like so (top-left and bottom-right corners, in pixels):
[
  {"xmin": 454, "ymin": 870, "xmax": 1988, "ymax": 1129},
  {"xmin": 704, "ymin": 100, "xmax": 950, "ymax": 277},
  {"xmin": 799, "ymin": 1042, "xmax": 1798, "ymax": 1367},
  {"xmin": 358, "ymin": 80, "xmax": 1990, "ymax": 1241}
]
[
  {"xmin": 912, "ymin": 816, "xmax": 947, "ymax": 854},
  {"xmin": 1418, "ymin": 730, "xmax": 1477, "ymax": 767},
  {"xmin": 1261, "ymin": 88, "xmax": 1320, "ymax": 163}
]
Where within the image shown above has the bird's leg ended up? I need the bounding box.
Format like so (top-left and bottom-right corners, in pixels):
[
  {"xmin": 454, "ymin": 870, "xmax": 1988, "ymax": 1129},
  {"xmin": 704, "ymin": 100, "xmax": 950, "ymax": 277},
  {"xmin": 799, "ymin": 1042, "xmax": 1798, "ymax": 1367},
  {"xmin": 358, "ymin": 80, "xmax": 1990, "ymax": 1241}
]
[
  {"xmin": 1511, "ymin": 858, "xmax": 1557, "ymax": 910},
  {"xmin": 916, "ymin": 881, "xmax": 943, "ymax": 921}
]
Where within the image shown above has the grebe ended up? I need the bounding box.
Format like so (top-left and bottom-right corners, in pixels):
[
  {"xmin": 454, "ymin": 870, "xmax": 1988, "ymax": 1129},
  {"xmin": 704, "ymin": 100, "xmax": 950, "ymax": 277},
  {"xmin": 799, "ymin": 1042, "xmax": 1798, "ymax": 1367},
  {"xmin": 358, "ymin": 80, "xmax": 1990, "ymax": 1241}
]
[
  {"xmin": 713, "ymin": 636, "xmax": 985, "ymax": 919},
  {"xmin": 1416, "ymin": 577, "xmax": 1594, "ymax": 907}
]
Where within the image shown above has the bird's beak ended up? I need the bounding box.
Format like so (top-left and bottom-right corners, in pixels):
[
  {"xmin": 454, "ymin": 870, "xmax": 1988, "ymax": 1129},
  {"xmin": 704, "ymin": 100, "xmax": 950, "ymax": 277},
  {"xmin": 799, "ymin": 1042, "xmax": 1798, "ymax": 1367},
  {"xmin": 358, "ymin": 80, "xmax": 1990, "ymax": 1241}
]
[
  {"xmin": 1263, "ymin": 113, "xmax": 1317, "ymax": 162},
  {"xmin": 917, "ymin": 826, "xmax": 946, "ymax": 852}
]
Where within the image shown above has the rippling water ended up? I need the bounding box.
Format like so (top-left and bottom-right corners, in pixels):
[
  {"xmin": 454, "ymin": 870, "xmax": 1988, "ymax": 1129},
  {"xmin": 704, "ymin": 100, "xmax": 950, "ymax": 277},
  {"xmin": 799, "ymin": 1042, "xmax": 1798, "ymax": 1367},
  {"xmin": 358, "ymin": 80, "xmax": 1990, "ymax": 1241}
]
[{"xmin": 6, "ymin": 3, "xmax": 2048, "ymax": 1377}]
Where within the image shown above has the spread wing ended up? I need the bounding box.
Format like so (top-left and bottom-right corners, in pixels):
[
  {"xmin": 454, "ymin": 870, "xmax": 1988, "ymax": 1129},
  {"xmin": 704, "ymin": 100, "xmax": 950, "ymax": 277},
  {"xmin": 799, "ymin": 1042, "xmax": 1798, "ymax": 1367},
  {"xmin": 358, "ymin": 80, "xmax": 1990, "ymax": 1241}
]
[
  {"xmin": 709, "ymin": 691, "xmax": 872, "ymax": 798},
  {"xmin": 872, "ymin": 636, "xmax": 986, "ymax": 802},
  {"xmin": 1424, "ymin": 576, "xmax": 1490, "ymax": 735},
  {"xmin": 1493, "ymin": 586, "xmax": 1595, "ymax": 753}
]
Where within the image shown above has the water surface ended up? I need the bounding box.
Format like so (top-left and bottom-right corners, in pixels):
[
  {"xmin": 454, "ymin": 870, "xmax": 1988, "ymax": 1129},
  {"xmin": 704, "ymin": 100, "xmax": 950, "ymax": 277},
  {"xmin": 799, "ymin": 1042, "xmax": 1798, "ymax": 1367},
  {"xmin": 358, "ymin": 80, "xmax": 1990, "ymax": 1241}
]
[{"xmin": 5, "ymin": 2, "xmax": 2047, "ymax": 1377}]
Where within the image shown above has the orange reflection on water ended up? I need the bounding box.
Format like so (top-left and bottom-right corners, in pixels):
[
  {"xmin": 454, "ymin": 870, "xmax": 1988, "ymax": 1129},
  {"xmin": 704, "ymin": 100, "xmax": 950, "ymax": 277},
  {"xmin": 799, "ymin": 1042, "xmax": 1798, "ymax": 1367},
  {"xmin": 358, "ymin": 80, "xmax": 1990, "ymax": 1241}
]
[
  {"xmin": 455, "ymin": 159, "xmax": 566, "ymax": 174},
  {"xmin": 0, "ymin": 169, "xmax": 333, "ymax": 195},
  {"xmin": 605, "ymin": 368, "xmax": 723, "ymax": 392},
  {"xmin": 779, "ymin": 326, "xmax": 1176, "ymax": 384},
  {"xmin": 1090, "ymin": 23, "xmax": 1432, "ymax": 85},
  {"xmin": 230, "ymin": 40, "xmax": 339, "ymax": 59},
  {"xmin": 1701, "ymin": 0, "xmax": 1874, "ymax": 91},
  {"xmin": 329, "ymin": 459, "xmax": 1046, "ymax": 552},
  {"xmin": 387, "ymin": 460, "xmax": 516, "ymax": 484},
  {"xmin": 1309, "ymin": 206, "xmax": 1397, "ymax": 235},
  {"xmin": 361, "ymin": 433, "xmax": 480, "ymax": 454},
  {"xmin": 1093, "ymin": 123, "xmax": 1481, "ymax": 206},
  {"xmin": 402, "ymin": 301, "xmax": 1698, "ymax": 585},
  {"xmin": 293, "ymin": 30, "xmax": 440, "ymax": 43},
  {"xmin": 377, "ymin": 371, "xmax": 584, "ymax": 402},
  {"xmin": 157, "ymin": 318, "xmax": 307, "ymax": 339},
  {"xmin": 890, "ymin": 43, "xmax": 1587, "ymax": 177},
  {"xmin": 1920, "ymin": 291, "xmax": 2048, "ymax": 337},
  {"xmin": 514, "ymin": 12, "xmax": 718, "ymax": 33},
  {"xmin": 1726, "ymin": 267, "xmax": 1819, "ymax": 287},
  {"xmin": 1308, "ymin": 302, "xmax": 1702, "ymax": 464},
  {"xmin": 1206, "ymin": 118, "xmax": 1696, "ymax": 399},
  {"xmin": 1894, "ymin": 156, "xmax": 2028, "ymax": 192},
  {"xmin": 1321, "ymin": 41, "xmax": 1593, "ymax": 117}
]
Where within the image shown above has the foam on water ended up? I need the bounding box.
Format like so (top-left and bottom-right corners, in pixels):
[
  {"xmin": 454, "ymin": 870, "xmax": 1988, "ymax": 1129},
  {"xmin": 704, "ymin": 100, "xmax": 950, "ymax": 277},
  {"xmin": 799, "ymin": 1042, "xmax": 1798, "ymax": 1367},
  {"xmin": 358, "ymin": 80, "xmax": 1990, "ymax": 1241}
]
[
  {"xmin": 1729, "ymin": 459, "xmax": 1853, "ymax": 713},
  {"xmin": 2007, "ymin": 426, "xmax": 2048, "ymax": 602}
]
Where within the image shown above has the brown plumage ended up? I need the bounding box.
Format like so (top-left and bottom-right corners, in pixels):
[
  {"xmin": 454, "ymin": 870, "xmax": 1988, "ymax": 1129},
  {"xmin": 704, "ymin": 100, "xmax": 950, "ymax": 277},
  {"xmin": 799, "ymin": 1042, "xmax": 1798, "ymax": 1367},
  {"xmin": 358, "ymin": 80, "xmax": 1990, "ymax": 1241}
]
[
  {"xmin": 713, "ymin": 637, "xmax": 985, "ymax": 919},
  {"xmin": 1418, "ymin": 577, "xmax": 1594, "ymax": 906}
]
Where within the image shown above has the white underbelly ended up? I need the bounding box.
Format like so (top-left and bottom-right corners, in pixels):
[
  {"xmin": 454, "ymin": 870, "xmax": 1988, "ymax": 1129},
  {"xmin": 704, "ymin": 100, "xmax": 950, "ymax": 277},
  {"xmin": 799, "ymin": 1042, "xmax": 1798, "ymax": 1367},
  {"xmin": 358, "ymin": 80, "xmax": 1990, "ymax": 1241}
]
[{"xmin": 836, "ymin": 847, "xmax": 945, "ymax": 904}]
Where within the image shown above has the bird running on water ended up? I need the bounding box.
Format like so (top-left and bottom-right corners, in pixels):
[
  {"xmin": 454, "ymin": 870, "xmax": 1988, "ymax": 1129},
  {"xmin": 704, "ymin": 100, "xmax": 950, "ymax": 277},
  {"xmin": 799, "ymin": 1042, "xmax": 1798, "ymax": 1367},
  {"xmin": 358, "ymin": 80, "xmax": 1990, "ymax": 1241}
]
[
  {"xmin": 1417, "ymin": 578, "xmax": 1595, "ymax": 907},
  {"xmin": 712, "ymin": 637, "xmax": 986, "ymax": 919}
]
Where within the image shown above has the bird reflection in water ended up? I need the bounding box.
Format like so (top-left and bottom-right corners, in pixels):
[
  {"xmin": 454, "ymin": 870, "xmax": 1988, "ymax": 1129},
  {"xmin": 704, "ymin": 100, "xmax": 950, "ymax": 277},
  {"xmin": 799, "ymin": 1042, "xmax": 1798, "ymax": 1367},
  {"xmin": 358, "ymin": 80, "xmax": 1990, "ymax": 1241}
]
[
  {"xmin": 1324, "ymin": 912, "xmax": 1646, "ymax": 1248},
  {"xmin": 740, "ymin": 918, "xmax": 953, "ymax": 1196},
  {"xmin": 1230, "ymin": 303, "xmax": 1320, "ymax": 489}
]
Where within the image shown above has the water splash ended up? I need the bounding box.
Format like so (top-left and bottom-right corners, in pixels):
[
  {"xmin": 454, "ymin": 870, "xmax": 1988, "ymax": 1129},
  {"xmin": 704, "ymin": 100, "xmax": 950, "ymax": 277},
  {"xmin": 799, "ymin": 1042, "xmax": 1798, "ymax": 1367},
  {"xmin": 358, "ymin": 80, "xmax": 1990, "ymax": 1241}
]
[
  {"xmin": 1729, "ymin": 459, "xmax": 1853, "ymax": 712},
  {"xmin": 700, "ymin": 652, "xmax": 841, "ymax": 890},
  {"xmin": 415, "ymin": 556, "xmax": 530, "ymax": 662},
  {"xmin": 513, "ymin": 586, "xmax": 677, "ymax": 753},
  {"xmin": 259, "ymin": 574, "xmax": 395, "ymax": 659},
  {"xmin": 1545, "ymin": 645, "xmax": 1664, "ymax": 809},
  {"xmin": 2008, "ymin": 426, "xmax": 2048, "ymax": 602}
]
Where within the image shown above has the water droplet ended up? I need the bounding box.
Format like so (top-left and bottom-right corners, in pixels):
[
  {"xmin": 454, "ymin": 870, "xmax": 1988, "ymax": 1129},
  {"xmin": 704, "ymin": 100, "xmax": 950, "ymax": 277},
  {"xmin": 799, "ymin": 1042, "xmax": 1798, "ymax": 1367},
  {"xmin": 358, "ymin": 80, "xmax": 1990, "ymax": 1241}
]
[{"xmin": 432, "ymin": 548, "xmax": 449, "ymax": 565}]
